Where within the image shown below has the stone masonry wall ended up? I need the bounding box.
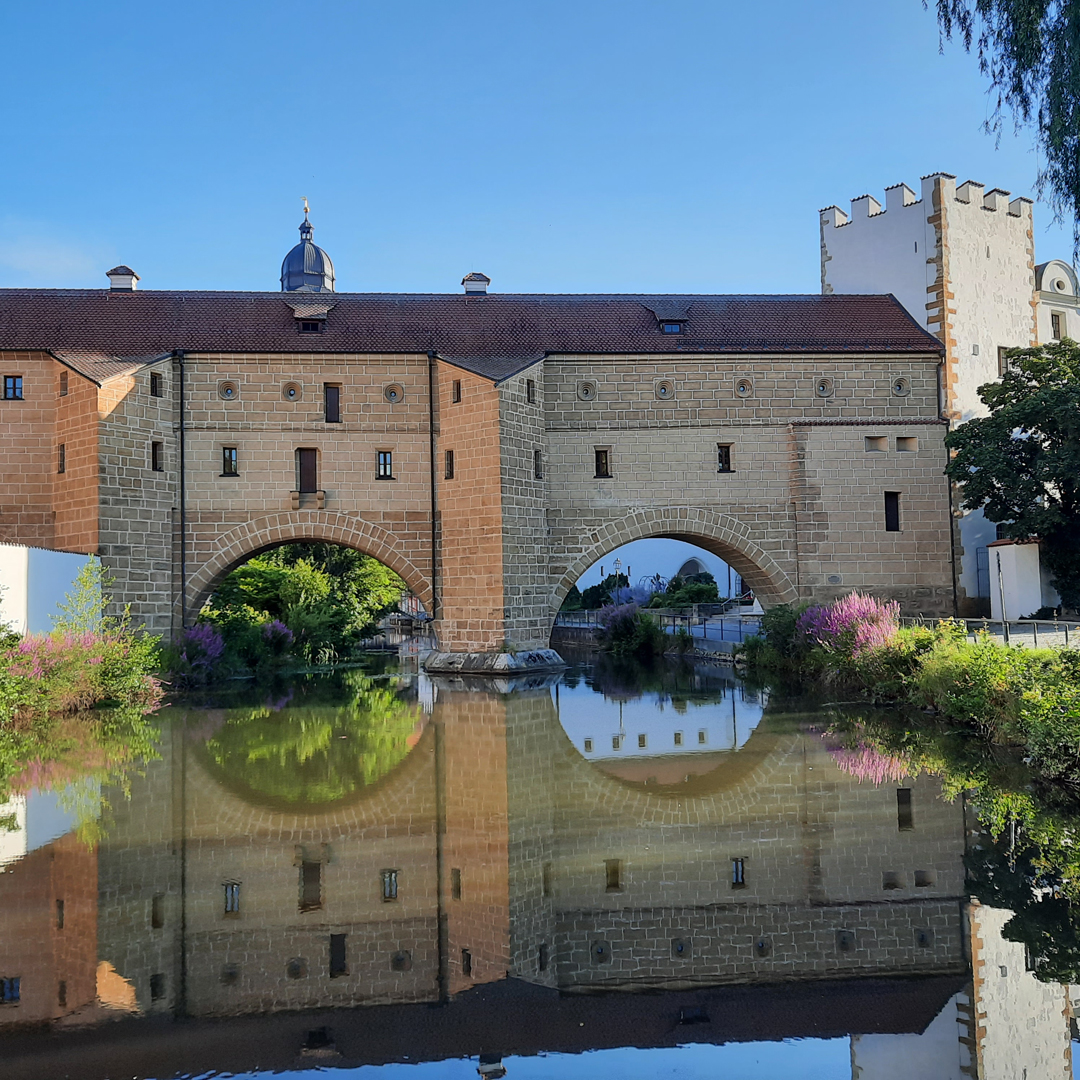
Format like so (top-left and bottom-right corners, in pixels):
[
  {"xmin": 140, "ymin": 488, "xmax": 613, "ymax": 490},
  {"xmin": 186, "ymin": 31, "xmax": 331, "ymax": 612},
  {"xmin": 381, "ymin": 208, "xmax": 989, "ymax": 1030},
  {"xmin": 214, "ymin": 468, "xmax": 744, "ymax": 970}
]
[
  {"xmin": 53, "ymin": 362, "xmax": 100, "ymax": 553},
  {"xmin": 542, "ymin": 351, "xmax": 952, "ymax": 621}
]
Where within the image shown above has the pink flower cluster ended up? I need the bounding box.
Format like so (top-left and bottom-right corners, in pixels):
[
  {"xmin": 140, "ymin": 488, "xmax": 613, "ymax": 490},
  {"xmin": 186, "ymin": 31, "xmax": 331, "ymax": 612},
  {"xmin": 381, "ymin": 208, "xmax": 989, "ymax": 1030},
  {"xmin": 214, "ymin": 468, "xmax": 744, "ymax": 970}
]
[
  {"xmin": 10, "ymin": 632, "xmax": 106, "ymax": 680},
  {"xmin": 797, "ymin": 592, "xmax": 900, "ymax": 656},
  {"xmin": 830, "ymin": 742, "xmax": 910, "ymax": 784}
]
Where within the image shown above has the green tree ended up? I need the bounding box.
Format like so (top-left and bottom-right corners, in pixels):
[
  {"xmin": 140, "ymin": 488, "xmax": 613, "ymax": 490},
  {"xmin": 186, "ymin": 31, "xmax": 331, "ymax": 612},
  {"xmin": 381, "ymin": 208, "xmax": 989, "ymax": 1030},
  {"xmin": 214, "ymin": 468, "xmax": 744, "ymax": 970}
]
[
  {"xmin": 945, "ymin": 341, "xmax": 1080, "ymax": 610},
  {"xmin": 932, "ymin": 0, "xmax": 1080, "ymax": 256}
]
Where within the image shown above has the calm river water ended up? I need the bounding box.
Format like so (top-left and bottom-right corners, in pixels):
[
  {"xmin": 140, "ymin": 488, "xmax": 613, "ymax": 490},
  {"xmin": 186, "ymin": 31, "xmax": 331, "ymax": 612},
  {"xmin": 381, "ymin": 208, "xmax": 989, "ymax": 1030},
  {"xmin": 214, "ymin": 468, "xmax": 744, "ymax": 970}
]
[{"xmin": 0, "ymin": 653, "xmax": 1074, "ymax": 1079}]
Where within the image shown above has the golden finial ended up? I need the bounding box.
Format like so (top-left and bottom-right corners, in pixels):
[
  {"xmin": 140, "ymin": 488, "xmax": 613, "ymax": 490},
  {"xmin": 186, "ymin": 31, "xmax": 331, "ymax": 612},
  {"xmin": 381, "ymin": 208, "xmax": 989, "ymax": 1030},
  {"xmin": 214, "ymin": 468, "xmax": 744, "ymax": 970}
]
[{"xmin": 301, "ymin": 196, "xmax": 310, "ymax": 218}]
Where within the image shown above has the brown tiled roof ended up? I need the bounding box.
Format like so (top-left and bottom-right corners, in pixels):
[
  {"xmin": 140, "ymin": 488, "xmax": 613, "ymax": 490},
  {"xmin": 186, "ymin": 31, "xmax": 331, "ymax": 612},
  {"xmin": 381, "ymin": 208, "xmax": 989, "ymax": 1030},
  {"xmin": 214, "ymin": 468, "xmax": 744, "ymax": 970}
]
[
  {"xmin": 52, "ymin": 348, "xmax": 172, "ymax": 385},
  {"xmin": 0, "ymin": 289, "xmax": 942, "ymax": 383}
]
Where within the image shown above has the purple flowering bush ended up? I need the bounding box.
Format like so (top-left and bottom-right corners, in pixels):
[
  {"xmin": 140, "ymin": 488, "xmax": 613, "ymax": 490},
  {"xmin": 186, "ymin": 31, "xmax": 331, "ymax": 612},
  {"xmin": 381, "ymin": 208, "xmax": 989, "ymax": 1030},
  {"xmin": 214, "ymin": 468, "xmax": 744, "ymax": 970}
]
[{"xmin": 796, "ymin": 592, "xmax": 901, "ymax": 657}]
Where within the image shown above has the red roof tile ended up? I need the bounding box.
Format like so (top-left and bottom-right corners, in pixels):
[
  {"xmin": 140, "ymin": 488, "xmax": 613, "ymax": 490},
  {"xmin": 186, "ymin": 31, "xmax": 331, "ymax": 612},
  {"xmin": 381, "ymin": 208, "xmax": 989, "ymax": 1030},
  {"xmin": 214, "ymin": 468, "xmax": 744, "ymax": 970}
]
[{"xmin": 0, "ymin": 289, "xmax": 942, "ymax": 382}]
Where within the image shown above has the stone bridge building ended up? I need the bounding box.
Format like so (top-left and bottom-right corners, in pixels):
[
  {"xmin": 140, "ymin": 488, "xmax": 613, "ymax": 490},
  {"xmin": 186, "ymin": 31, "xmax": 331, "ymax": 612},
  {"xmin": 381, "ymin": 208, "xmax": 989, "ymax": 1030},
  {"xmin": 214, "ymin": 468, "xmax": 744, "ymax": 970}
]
[{"xmin": 0, "ymin": 220, "xmax": 953, "ymax": 664}]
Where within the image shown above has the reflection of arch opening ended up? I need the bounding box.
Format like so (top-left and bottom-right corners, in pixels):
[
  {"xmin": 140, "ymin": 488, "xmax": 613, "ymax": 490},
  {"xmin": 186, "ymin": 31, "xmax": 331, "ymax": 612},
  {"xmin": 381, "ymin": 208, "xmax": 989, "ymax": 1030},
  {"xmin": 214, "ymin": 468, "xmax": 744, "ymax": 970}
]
[
  {"xmin": 552, "ymin": 507, "xmax": 797, "ymax": 627},
  {"xmin": 187, "ymin": 511, "xmax": 434, "ymax": 621}
]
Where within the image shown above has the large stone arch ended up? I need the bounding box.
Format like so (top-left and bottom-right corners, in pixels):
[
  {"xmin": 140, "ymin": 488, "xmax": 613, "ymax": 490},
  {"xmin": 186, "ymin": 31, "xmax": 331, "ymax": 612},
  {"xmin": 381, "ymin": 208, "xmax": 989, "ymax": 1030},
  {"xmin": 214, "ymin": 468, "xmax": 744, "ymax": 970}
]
[
  {"xmin": 552, "ymin": 505, "xmax": 797, "ymax": 618},
  {"xmin": 186, "ymin": 510, "xmax": 434, "ymax": 619}
]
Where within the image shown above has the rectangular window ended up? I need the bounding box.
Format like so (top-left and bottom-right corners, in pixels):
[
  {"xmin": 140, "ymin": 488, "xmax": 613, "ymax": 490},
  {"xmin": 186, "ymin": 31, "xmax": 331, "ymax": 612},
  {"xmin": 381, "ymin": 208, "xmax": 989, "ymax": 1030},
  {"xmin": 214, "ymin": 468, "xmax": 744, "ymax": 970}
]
[
  {"xmin": 896, "ymin": 436, "xmax": 918, "ymax": 453},
  {"xmin": 461, "ymin": 948, "xmax": 473, "ymax": 977},
  {"xmin": 444, "ymin": 449, "xmax": 455, "ymax": 479},
  {"xmin": 59, "ymin": 371, "xmax": 68, "ymax": 396},
  {"xmin": 611, "ymin": 734, "xmax": 622, "ymax": 750},
  {"xmin": 698, "ymin": 729, "xmax": 707, "ymax": 745},
  {"xmin": 605, "ymin": 859, "xmax": 622, "ymax": 892},
  {"xmin": 377, "ymin": 450, "xmax": 393, "ymax": 479},
  {"xmin": 151, "ymin": 893, "xmax": 165, "ymax": 929},
  {"xmin": 637, "ymin": 733, "xmax": 647, "ymax": 748},
  {"xmin": 221, "ymin": 446, "xmax": 238, "ymax": 476},
  {"xmin": 884, "ymin": 491, "xmax": 901, "ymax": 532},
  {"xmin": 324, "ymin": 384, "xmax": 341, "ymax": 423},
  {"xmin": 897, "ymin": 788, "xmax": 914, "ymax": 830},
  {"xmin": 674, "ymin": 731, "xmax": 683, "ymax": 746},
  {"xmin": 451, "ymin": 868, "xmax": 462, "ymax": 901},
  {"xmin": 864, "ymin": 435, "xmax": 888, "ymax": 453},
  {"xmin": 583, "ymin": 737, "xmax": 593, "ymax": 752},
  {"xmin": 3, "ymin": 376, "xmax": 23, "ymax": 400},
  {"xmin": 882, "ymin": 871, "xmax": 903, "ymax": 890},
  {"xmin": 150, "ymin": 973, "xmax": 165, "ymax": 1001},
  {"xmin": 299, "ymin": 861, "xmax": 322, "ymax": 912},
  {"xmin": 452, "ymin": 379, "xmax": 462, "ymax": 403},
  {"xmin": 998, "ymin": 346, "xmax": 1012, "ymax": 375},
  {"xmin": 329, "ymin": 934, "xmax": 348, "ymax": 977},
  {"xmin": 1, "ymin": 977, "xmax": 20, "ymax": 1003},
  {"xmin": 731, "ymin": 857, "xmax": 746, "ymax": 889},
  {"xmin": 526, "ymin": 379, "xmax": 536, "ymax": 403},
  {"xmin": 381, "ymin": 868, "xmax": 399, "ymax": 901},
  {"xmin": 1051, "ymin": 312, "xmax": 1063, "ymax": 339},
  {"xmin": 57, "ymin": 444, "xmax": 65, "ymax": 474},
  {"xmin": 538, "ymin": 943, "xmax": 549, "ymax": 972},
  {"xmin": 533, "ymin": 449, "xmax": 543, "ymax": 479},
  {"xmin": 299, "ymin": 320, "xmax": 322, "ymax": 334},
  {"xmin": 542, "ymin": 862, "xmax": 553, "ymax": 898},
  {"xmin": 594, "ymin": 448, "xmax": 611, "ymax": 478},
  {"xmin": 151, "ymin": 441, "xmax": 164, "ymax": 472},
  {"xmin": 58, "ymin": 980, "xmax": 66, "ymax": 1009},
  {"xmin": 297, "ymin": 448, "xmax": 318, "ymax": 492},
  {"xmin": 717, "ymin": 443, "xmax": 733, "ymax": 473},
  {"xmin": 914, "ymin": 870, "xmax": 934, "ymax": 888},
  {"xmin": 224, "ymin": 882, "xmax": 240, "ymax": 914},
  {"xmin": 56, "ymin": 899, "xmax": 65, "ymax": 930},
  {"xmin": 150, "ymin": 372, "xmax": 164, "ymax": 397},
  {"xmin": 661, "ymin": 321, "xmax": 682, "ymax": 334}
]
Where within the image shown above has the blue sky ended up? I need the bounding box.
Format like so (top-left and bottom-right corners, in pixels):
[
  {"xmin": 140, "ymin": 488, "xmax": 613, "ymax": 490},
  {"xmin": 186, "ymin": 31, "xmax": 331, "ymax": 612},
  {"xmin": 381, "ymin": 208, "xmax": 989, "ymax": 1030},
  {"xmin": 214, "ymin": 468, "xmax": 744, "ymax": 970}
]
[{"xmin": 0, "ymin": 0, "xmax": 1072, "ymax": 295}]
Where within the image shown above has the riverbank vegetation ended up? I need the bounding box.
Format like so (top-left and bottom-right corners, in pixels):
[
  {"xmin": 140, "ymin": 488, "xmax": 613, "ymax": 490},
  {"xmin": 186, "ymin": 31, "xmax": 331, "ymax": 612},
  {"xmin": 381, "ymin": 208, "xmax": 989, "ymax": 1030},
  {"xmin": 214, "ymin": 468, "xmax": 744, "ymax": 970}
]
[
  {"xmin": 0, "ymin": 559, "xmax": 164, "ymax": 839},
  {"xmin": 744, "ymin": 590, "xmax": 1080, "ymax": 980}
]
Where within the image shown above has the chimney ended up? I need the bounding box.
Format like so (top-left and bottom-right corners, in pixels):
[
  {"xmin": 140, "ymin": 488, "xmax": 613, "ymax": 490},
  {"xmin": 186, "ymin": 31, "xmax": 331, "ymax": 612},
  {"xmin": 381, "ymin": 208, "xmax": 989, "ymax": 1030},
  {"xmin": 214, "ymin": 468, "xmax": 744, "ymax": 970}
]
[
  {"xmin": 462, "ymin": 272, "xmax": 490, "ymax": 295},
  {"xmin": 106, "ymin": 265, "xmax": 139, "ymax": 291}
]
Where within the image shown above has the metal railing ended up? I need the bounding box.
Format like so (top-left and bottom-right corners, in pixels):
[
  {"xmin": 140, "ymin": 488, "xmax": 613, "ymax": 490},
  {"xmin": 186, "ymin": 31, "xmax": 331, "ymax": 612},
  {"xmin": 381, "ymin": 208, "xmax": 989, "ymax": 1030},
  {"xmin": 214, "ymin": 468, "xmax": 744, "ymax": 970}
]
[
  {"xmin": 553, "ymin": 607, "xmax": 763, "ymax": 645},
  {"xmin": 899, "ymin": 616, "xmax": 1078, "ymax": 650}
]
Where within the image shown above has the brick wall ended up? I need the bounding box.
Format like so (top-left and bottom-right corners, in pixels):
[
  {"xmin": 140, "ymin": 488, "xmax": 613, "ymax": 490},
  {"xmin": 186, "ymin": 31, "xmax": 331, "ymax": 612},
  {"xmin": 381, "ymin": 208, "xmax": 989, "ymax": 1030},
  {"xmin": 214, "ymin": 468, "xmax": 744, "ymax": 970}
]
[{"xmin": 53, "ymin": 364, "xmax": 99, "ymax": 553}]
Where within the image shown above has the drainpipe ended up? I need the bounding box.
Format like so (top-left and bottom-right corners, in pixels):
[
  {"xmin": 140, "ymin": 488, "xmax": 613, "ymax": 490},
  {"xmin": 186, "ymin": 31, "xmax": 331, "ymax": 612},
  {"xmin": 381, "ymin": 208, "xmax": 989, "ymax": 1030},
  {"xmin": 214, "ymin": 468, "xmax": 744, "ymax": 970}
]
[
  {"xmin": 427, "ymin": 352, "xmax": 439, "ymax": 621},
  {"xmin": 940, "ymin": 358, "xmax": 960, "ymax": 617},
  {"xmin": 176, "ymin": 351, "xmax": 188, "ymax": 629}
]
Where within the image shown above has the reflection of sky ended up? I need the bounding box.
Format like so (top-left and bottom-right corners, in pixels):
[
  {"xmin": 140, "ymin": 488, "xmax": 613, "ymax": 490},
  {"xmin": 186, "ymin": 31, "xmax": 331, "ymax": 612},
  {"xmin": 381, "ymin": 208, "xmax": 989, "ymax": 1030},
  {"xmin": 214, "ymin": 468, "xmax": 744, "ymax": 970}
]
[
  {"xmin": 557, "ymin": 680, "xmax": 765, "ymax": 759},
  {"xmin": 198, "ymin": 1038, "xmax": 850, "ymax": 1079},
  {"xmin": 25, "ymin": 787, "xmax": 81, "ymax": 850}
]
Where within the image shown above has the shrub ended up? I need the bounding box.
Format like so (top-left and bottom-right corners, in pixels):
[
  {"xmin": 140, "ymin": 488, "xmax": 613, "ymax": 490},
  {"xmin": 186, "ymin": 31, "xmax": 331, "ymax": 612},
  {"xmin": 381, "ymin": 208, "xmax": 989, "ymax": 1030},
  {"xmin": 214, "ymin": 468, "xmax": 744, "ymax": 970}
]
[
  {"xmin": 597, "ymin": 603, "xmax": 668, "ymax": 659},
  {"xmin": 797, "ymin": 592, "xmax": 900, "ymax": 657}
]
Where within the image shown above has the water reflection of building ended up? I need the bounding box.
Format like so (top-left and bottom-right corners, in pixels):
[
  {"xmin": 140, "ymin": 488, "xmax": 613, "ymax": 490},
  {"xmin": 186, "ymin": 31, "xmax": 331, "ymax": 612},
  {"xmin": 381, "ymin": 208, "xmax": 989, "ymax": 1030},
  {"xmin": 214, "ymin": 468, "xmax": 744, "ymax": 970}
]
[{"xmin": 2, "ymin": 674, "xmax": 1076, "ymax": 1079}]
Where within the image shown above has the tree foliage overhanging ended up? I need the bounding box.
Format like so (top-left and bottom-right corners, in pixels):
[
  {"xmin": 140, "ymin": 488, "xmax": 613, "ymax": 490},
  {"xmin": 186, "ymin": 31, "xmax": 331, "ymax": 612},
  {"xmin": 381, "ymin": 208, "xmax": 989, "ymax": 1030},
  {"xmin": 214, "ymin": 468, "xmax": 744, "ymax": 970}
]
[
  {"xmin": 944, "ymin": 340, "xmax": 1080, "ymax": 609},
  {"xmin": 932, "ymin": 0, "xmax": 1080, "ymax": 255}
]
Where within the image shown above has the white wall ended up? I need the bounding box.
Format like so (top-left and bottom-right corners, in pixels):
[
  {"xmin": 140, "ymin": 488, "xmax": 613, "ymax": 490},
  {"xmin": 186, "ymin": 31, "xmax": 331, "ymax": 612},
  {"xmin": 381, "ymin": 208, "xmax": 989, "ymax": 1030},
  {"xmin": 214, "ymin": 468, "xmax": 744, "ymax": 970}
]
[
  {"xmin": 988, "ymin": 541, "xmax": 1047, "ymax": 621},
  {"xmin": 0, "ymin": 544, "xmax": 93, "ymax": 635},
  {"xmin": 0, "ymin": 544, "xmax": 29, "ymax": 633}
]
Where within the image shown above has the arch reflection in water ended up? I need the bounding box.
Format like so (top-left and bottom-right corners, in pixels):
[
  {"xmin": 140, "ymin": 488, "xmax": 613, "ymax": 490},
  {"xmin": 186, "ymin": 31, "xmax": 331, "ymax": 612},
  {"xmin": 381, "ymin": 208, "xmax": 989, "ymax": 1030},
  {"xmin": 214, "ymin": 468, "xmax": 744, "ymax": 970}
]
[
  {"xmin": 1, "ymin": 659, "xmax": 1074, "ymax": 1080},
  {"xmin": 556, "ymin": 658, "xmax": 766, "ymax": 787}
]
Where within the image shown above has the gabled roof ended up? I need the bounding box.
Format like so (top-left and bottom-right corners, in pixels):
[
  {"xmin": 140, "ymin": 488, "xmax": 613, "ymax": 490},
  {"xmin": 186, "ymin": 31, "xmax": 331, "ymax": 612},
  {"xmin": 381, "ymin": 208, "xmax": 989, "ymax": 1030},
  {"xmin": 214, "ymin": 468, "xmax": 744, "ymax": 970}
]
[{"xmin": 0, "ymin": 289, "xmax": 943, "ymax": 383}]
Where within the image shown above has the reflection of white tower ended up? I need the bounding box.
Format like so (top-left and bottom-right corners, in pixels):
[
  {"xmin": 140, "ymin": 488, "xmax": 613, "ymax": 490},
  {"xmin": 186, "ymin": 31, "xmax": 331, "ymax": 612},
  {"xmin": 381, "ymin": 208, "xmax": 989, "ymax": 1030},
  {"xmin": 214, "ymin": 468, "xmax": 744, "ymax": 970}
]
[{"xmin": 0, "ymin": 795, "xmax": 27, "ymax": 868}]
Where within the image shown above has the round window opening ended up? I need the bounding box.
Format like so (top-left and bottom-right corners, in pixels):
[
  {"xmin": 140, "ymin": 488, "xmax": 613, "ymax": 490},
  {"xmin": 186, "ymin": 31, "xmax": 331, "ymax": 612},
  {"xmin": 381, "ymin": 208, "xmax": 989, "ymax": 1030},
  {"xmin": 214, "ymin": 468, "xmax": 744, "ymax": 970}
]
[
  {"xmin": 218, "ymin": 381, "xmax": 239, "ymax": 401},
  {"xmin": 735, "ymin": 378, "xmax": 753, "ymax": 398},
  {"xmin": 384, "ymin": 384, "xmax": 404, "ymax": 404},
  {"xmin": 892, "ymin": 377, "xmax": 911, "ymax": 397},
  {"xmin": 815, "ymin": 378, "xmax": 834, "ymax": 398},
  {"xmin": 282, "ymin": 382, "xmax": 302, "ymax": 401},
  {"xmin": 1055, "ymin": 279, "xmax": 1069, "ymax": 292},
  {"xmin": 577, "ymin": 381, "xmax": 597, "ymax": 402},
  {"xmin": 655, "ymin": 380, "xmax": 675, "ymax": 400}
]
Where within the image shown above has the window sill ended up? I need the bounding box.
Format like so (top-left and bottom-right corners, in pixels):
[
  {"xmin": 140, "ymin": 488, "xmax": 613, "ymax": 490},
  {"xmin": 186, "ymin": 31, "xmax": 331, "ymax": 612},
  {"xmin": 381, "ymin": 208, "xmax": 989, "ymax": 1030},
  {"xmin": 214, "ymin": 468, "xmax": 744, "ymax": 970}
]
[
  {"xmin": 717, "ymin": 470, "xmax": 735, "ymax": 475},
  {"xmin": 376, "ymin": 475, "xmax": 396, "ymax": 481},
  {"xmin": 219, "ymin": 473, "xmax": 239, "ymax": 478},
  {"xmin": 594, "ymin": 474, "xmax": 612, "ymax": 480},
  {"xmin": 325, "ymin": 419, "xmax": 342, "ymax": 424}
]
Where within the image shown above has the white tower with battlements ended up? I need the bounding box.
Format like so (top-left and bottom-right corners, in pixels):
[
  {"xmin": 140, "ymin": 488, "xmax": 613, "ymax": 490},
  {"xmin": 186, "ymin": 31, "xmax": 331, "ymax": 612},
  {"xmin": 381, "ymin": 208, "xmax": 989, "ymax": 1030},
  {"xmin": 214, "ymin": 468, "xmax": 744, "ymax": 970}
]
[{"xmin": 820, "ymin": 172, "xmax": 1037, "ymax": 615}]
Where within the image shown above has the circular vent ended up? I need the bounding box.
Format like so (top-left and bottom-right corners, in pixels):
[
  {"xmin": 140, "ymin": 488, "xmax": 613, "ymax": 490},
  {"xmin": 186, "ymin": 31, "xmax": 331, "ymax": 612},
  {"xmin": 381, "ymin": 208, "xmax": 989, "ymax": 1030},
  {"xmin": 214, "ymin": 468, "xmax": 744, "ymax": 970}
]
[
  {"xmin": 815, "ymin": 377, "xmax": 834, "ymax": 398},
  {"xmin": 577, "ymin": 380, "xmax": 597, "ymax": 401},
  {"xmin": 384, "ymin": 383, "xmax": 404, "ymax": 404},
  {"xmin": 220, "ymin": 964, "xmax": 240, "ymax": 986},
  {"xmin": 286, "ymin": 957, "xmax": 308, "ymax": 980},
  {"xmin": 654, "ymin": 379, "xmax": 675, "ymax": 400},
  {"xmin": 891, "ymin": 377, "xmax": 911, "ymax": 397},
  {"xmin": 734, "ymin": 378, "xmax": 754, "ymax": 398},
  {"xmin": 1055, "ymin": 278, "xmax": 1069, "ymax": 292},
  {"xmin": 218, "ymin": 380, "xmax": 239, "ymax": 401},
  {"xmin": 282, "ymin": 382, "xmax": 302, "ymax": 401}
]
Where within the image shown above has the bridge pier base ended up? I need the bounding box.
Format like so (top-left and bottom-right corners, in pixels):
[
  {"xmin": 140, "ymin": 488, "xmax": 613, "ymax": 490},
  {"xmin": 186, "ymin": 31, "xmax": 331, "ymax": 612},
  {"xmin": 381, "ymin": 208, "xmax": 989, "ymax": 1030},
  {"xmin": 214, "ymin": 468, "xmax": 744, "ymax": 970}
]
[{"xmin": 422, "ymin": 648, "xmax": 566, "ymax": 676}]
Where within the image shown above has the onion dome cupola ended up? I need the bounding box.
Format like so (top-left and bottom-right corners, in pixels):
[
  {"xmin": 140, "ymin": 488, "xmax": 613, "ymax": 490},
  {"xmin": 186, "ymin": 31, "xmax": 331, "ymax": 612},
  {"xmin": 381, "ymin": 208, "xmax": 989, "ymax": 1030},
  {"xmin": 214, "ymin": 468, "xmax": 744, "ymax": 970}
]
[{"xmin": 280, "ymin": 199, "xmax": 335, "ymax": 293}]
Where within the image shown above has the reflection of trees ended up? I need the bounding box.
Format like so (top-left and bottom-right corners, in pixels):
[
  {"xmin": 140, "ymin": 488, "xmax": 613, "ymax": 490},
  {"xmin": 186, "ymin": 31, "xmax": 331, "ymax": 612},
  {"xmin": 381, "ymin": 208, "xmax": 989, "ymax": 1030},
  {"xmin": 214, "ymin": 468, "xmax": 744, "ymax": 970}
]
[
  {"xmin": 574, "ymin": 654, "xmax": 737, "ymax": 708},
  {"xmin": 200, "ymin": 669, "xmax": 423, "ymax": 808},
  {"xmin": 1, "ymin": 705, "xmax": 162, "ymax": 844},
  {"xmin": 827, "ymin": 704, "xmax": 1080, "ymax": 983}
]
